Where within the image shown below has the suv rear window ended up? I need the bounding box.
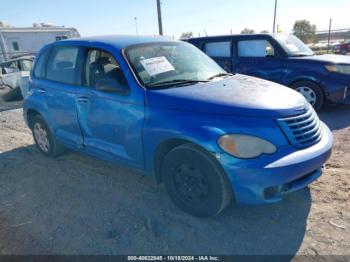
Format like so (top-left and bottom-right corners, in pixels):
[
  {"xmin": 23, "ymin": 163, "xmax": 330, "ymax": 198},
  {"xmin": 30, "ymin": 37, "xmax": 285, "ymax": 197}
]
[{"xmin": 46, "ymin": 46, "xmax": 79, "ymax": 84}]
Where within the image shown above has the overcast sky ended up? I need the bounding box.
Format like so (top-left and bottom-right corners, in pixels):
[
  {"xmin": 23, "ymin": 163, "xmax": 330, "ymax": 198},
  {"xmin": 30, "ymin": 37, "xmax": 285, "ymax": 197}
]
[{"xmin": 1, "ymin": 0, "xmax": 349, "ymax": 38}]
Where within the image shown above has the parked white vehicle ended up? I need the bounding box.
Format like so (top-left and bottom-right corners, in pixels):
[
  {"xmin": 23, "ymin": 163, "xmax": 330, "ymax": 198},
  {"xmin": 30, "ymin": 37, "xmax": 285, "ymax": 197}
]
[
  {"xmin": 0, "ymin": 22, "xmax": 80, "ymax": 63},
  {"xmin": 0, "ymin": 56, "xmax": 34, "ymax": 101},
  {"xmin": 0, "ymin": 56, "xmax": 33, "ymax": 88}
]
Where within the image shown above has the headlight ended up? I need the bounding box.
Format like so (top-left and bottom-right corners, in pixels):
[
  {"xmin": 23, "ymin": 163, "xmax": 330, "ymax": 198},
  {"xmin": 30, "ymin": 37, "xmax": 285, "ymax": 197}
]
[
  {"xmin": 325, "ymin": 64, "xmax": 350, "ymax": 75},
  {"xmin": 218, "ymin": 134, "xmax": 276, "ymax": 159}
]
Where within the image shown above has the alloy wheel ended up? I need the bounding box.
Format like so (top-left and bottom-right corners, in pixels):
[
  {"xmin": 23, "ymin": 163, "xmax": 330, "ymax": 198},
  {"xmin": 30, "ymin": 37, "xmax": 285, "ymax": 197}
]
[
  {"xmin": 296, "ymin": 86, "xmax": 317, "ymax": 106},
  {"xmin": 33, "ymin": 122, "xmax": 50, "ymax": 152}
]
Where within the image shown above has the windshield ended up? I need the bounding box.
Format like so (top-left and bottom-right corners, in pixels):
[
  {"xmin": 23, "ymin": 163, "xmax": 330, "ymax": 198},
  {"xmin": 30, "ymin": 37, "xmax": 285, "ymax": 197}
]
[
  {"xmin": 124, "ymin": 41, "xmax": 226, "ymax": 88},
  {"xmin": 274, "ymin": 34, "xmax": 314, "ymax": 56}
]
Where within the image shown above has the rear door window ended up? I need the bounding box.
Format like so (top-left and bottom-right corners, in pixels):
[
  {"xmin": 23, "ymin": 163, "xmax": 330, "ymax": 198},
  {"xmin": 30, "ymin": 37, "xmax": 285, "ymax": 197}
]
[
  {"xmin": 205, "ymin": 41, "xmax": 231, "ymax": 57},
  {"xmin": 46, "ymin": 46, "xmax": 79, "ymax": 84},
  {"xmin": 238, "ymin": 40, "xmax": 275, "ymax": 57}
]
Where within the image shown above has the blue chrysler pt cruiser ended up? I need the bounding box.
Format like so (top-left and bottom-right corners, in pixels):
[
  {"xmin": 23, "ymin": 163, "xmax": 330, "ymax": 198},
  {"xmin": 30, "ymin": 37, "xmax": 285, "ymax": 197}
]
[{"xmin": 24, "ymin": 36, "xmax": 333, "ymax": 217}]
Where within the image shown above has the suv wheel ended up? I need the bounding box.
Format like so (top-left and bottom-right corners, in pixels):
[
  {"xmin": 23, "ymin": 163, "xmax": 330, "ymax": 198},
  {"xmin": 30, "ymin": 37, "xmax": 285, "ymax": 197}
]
[
  {"xmin": 161, "ymin": 143, "xmax": 232, "ymax": 217},
  {"xmin": 291, "ymin": 81, "xmax": 324, "ymax": 111},
  {"xmin": 340, "ymin": 49, "xmax": 348, "ymax": 55},
  {"xmin": 32, "ymin": 115, "xmax": 65, "ymax": 157}
]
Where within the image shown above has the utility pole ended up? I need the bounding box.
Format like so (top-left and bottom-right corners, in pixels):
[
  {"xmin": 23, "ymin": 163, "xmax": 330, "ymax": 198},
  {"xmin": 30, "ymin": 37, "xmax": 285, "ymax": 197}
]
[
  {"xmin": 134, "ymin": 17, "xmax": 139, "ymax": 36},
  {"xmin": 156, "ymin": 0, "xmax": 163, "ymax": 35},
  {"xmin": 327, "ymin": 18, "xmax": 332, "ymax": 54},
  {"xmin": 273, "ymin": 0, "xmax": 277, "ymax": 33}
]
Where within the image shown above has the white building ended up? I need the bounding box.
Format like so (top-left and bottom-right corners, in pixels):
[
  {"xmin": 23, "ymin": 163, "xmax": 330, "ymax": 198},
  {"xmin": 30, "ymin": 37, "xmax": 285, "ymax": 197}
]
[{"xmin": 0, "ymin": 22, "xmax": 80, "ymax": 63}]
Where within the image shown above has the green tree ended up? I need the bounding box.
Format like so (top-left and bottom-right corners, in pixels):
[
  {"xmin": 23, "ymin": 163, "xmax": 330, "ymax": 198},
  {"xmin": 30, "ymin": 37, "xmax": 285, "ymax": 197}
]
[
  {"xmin": 293, "ymin": 20, "xmax": 316, "ymax": 43},
  {"xmin": 180, "ymin": 32, "xmax": 194, "ymax": 39},
  {"xmin": 241, "ymin": 28, "xmax": 255, "ymax": 34}
]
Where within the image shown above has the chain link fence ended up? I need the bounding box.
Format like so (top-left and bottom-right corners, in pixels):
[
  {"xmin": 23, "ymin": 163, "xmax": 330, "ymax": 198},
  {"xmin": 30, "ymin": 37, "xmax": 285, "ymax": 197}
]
[{"xmin": 311, "ymin": 28, "xmax": 350, "ymax": 55}]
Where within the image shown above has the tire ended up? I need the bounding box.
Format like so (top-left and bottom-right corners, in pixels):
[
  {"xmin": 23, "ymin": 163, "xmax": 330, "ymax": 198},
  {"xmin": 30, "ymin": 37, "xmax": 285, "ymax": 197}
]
[
  {"xmin": 340, "ymin": 49, "xmax": 348, "ymax": 55},
  {"xmin": 2, "ymin": 86, "xmax": 23, "ymax": 101},
  {"xmin": 31, "ymin": 115, "xmax": 65, "ymax": 157},
  {"xmin": 291, "ymin": 81, "xmax": 324, "ymax": 111},
  {"xmin": 161, "ymin": 143, "xmax": 232, "ymax": 217}
]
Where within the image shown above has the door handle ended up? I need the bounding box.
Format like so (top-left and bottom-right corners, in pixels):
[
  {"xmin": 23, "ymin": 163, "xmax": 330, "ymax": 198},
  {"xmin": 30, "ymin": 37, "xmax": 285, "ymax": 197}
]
[
  {"xmin": 37, "ymin": 88, "xmax": 46, "ymax": 93},
  {"xmin": 77, "ymin": 96, "xmax": 89, "ymax": 103}
]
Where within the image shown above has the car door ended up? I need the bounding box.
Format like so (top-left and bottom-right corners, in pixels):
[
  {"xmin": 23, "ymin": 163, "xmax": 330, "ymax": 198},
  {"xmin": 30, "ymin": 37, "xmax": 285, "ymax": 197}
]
[
  {"xmin": 41, "ymin": 45, "xmax": 84, "ymax": 147},
  {"xmin": 233, "ymin": 36, "xmax": 282, "ymax": 83},
  {"xmin": 203, "ymin": 40, "xmax": 232, "ymax": 72},
  {"xmin": 75, "ymin": 48, "xmax": 144, "ymax": 169}
]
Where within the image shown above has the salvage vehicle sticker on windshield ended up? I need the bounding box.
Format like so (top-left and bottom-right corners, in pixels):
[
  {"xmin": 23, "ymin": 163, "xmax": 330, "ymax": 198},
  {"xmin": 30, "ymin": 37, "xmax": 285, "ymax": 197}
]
[{"xmin": 140, "ymin": 56, "xmax": 175, "ymax": 76}]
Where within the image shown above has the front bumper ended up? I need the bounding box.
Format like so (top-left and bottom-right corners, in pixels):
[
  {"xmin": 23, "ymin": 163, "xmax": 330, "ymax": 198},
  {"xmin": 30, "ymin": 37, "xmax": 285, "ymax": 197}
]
[
  {"xmin": 322, "ymin": 74, "xmax": 350, "ymax": 104},
  {"xmin": 220, "ymin": 122, "xmax": 333, "ymax": 205}
]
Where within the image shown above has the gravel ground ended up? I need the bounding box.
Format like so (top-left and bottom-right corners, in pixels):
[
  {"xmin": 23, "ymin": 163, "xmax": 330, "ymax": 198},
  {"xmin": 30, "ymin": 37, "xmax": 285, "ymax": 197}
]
[{"xmin": 0, "ymin": 93, "xmax": 349, "ymax": 256}]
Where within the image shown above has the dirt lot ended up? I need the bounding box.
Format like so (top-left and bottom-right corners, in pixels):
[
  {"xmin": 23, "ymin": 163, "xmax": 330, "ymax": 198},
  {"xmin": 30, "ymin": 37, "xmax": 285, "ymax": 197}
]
[{"xmin": 0, "ymin": 91, "xmax": 349, "ymax": 256}]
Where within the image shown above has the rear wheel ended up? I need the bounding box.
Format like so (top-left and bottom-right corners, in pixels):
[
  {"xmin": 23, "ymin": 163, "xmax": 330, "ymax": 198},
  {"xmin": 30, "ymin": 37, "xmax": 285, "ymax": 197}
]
[
  {"xmin": 161, "ymin": 143, "xmax": 232, "ymax": 217},
  {"xmin": 32, "ymin": 115, "xmax": 65, "ymax": 157},
  {"xmin": 291, "ymin": 81, "xmax": 324, "ymax": 111}
]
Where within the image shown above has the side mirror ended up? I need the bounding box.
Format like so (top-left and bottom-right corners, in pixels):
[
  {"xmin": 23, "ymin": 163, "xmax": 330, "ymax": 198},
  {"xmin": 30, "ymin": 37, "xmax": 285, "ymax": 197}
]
[{"xmin": 95, "ymin": 77, "xmax": 129, "ymax": 95}]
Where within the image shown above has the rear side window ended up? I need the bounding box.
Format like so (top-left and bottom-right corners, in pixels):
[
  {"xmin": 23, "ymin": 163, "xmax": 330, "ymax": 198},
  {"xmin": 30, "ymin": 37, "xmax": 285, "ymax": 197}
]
[
  {"xmin": 46, "ymin": 46, "xmax": 79, "ymax": 84},
  {"xmin": 205, "ymin": 41, "xmax": 231, "ymax": 57},
  {"xmin": 238, "ymin": 40, "xmax": 275, "ymax": 57},
  {"xmin": 33, "ymin": 48, "xmax": 50, "ymax": 78}
]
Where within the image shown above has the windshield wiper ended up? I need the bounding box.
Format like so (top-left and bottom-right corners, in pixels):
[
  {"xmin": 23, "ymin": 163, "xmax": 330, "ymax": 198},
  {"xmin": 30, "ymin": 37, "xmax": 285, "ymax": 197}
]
[
  {"xmin": 146, "ymin": 79, "xmax": 209, "ymax": 88},
  {"xmin": 208, "ymin": 73, "xmax": 233, "ymax": 80}
]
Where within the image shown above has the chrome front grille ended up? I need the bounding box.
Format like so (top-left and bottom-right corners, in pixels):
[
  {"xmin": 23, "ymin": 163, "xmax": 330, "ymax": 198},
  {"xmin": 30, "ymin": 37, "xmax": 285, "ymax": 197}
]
[{"xmin": 277, "ymin": 107, "xmax": 323, "ymax": 148}]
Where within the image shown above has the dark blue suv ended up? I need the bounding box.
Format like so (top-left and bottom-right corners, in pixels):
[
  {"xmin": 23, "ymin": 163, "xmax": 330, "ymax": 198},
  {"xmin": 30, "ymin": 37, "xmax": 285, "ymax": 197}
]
[{"xmin": 187, "ymin": 34, "xmax": 350, "ymax": 110}]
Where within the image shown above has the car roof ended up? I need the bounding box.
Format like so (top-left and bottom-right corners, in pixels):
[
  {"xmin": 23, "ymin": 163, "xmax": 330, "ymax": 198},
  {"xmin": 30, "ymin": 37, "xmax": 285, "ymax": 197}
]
[
  {"xmin": 187, "ymin": 33, "xmax": 277, "ymax": 42},
  {"xmin": 58, "ymin": 35, "xmax": 176, "ymax": 50}
]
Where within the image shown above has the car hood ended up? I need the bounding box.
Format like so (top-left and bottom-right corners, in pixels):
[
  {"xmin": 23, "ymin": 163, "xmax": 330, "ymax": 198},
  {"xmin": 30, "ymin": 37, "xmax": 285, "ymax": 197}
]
[
  {"xmin": 146, "ymin": 74, "xmax": 308, "ymax": 118},
  {"xmin": 291, "ymin": 54, "xmax": 350, "ymax": 64}
]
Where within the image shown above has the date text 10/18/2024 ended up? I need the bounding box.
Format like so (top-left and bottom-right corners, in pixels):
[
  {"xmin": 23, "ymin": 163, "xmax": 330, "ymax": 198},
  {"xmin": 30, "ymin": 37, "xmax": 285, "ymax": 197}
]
[{"xmin": 127, "ymin": 256, "xmax": 220, "ymax": 261}]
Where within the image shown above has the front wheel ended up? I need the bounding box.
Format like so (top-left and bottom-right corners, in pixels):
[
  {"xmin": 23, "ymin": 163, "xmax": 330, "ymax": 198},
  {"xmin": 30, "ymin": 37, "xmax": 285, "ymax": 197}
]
[
  {"xmin": 340, "ymin": 49, "xmax": 348, "ymax": 55},
  {"xmin": 291, "ymin": 81, "xmax": 324, "ymax": 111},
  {"xmin": 161, "ymin": 143, "xmax": 233, "ymax": 217}
]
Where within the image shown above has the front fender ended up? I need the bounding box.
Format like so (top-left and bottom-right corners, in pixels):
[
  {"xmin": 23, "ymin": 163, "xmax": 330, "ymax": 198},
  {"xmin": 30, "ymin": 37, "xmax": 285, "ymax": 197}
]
[{"xmin": 143, "ymin": 107, "xmax": 288, "ymax": 175}]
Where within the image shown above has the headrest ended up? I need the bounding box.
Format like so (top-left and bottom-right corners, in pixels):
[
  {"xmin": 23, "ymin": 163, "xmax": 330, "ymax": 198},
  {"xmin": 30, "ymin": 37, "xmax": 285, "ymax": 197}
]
[{"xmin": 97, "ymin": 57, "xmax": 112, "ymax": 65}]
